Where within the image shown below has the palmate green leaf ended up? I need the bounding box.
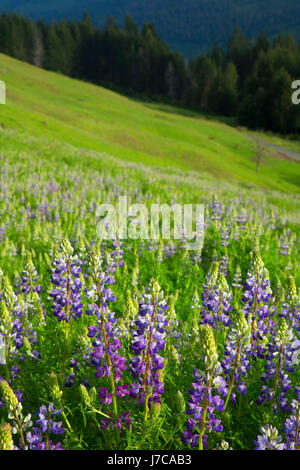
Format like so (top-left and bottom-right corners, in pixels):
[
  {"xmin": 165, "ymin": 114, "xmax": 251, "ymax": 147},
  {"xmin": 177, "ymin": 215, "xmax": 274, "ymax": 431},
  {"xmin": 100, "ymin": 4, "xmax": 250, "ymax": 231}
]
[{"xmin": 87, "ymin": 408, "xmax": 111, "ymax": 420}]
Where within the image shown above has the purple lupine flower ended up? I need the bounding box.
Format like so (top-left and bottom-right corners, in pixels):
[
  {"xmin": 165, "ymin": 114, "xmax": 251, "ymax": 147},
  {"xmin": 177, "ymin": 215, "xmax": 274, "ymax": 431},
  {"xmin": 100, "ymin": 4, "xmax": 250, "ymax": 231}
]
[
  {"xmin": 254, "ymin": 425, "xmax": 286, "ymax": 450},
  {"xmin": 220, "ymin": 228, "xmax": 230, "ymax": 248},
  {"xmin": 278, "ymin": 233, "xmax": 291, "ymax": 256},
  {"xmin": 65, "ymin": 372, "xmax": 76, "ymax": 387},
  {"xmin": 18, "ymin": 253, "xmax": 42, "ymax": 297},
  {"xmin": 87, "ymin": 249, "xmax": 131, "ymax": 431},
  {"xmin": 210, "ymin": 195, "xmax": 223, "ymax": 222},
  {"xmin": 129, "ymin": 279, "xmax": 169, "ymax": 419},
  {"xmin": 22, "ymin": 403, "xmax": 65, "ymax": 450},
  {"xmin": 25, "ymin": 428, "xmax": 64, "ymax": 450},
  {"xmin": 0, "ymin": 276, "xmax": 40, "ymax": 380},
  {"xmin": 35, "ymin": 403, "xmax": 64, "ymax": 434},
  {"xmin": 182, "ymin": 325, "xmax": 226, "ymax": 450},
  {"xmin": 256, "ymin": 318, "xmax": 298, "ymax": 413},
  {"xmin": 182, "ymin": 369, "xmax": 225, "ymax": 449},
  {"xmin": 201, "ymin": 263, "xmax": 232, "ymax": 330},
  {"xmin": 242, "ymin": 250, "xmax": 273, "ymax": 351},
  {"xmin": 222, "ymin": 309, "xmax": 252, "ymax": 408},
  {"xmin": 281, "ymin": 398, "xmax": 300, "ymax": 450},
  {"xmin": 64, "ymin": 329, "xmax": 92, "ymax": 388},
  {"xmin": 50, "ymin": 239, "xmax": 83, "ymax": 323},
  {"xmin": 100, "ymin": 411, "xmax": 131, "ymax": 431},
  {"xmin": 236, "ymin": 208, "xmax": 247, "ymax": 231},
  {"xmin": 111, "ymin": 239, "xmax": 124, "ymax": 269},
  {"xmin": 254, "ymin": 395, "xmax": 300, "ymax": 451},
  {"xmin": 220, "ymin": 253, "xmax": 229, "ymax": 277}
]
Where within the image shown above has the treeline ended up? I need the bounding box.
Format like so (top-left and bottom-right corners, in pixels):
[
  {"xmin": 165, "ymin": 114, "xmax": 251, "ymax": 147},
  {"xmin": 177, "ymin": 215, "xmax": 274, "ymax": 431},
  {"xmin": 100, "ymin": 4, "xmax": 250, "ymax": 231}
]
[{"xmin": 0, "ymin": 11, "xmax": 300, "ymax": 134}]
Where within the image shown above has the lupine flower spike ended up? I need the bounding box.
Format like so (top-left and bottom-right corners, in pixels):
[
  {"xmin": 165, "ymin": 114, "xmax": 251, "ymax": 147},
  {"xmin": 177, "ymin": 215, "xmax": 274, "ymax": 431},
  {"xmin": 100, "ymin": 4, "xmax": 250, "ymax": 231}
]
[
  {"xmin": 242, "ymin": 250, "xmax": 272, "ymax": 352},
  {"xmin": 257, "ymin": 318, "xmax": 296, "ymax": 413},
  {"xmin": 129, "ymin": 279, "xmax": 169, "ymax": 422},
  {"xmin": 87, "ymin": 250, "xmax": 131, "ymax": 432},
  {"xmin": 223, "ymin": 309, "xmax": 252, "ymax": 408},
  {"xmin": 182, "ymin": 324, "xmax": 226, "ymax": 449}
]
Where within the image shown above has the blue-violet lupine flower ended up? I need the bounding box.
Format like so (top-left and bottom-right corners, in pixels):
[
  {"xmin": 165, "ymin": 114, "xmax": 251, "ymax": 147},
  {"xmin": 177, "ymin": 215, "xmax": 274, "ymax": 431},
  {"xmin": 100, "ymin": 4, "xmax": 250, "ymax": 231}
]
[
  {"xmin": 129, "ymin": 279, "xmax": 169, "ymax": 421},
  {"xmin": 50, "ymin": 239, "xmax": 83, "ymax": 323},
  {"xmin": 256, "ymin": 317, "xmax": 297, "ymax": 413},
  {"xmin": 182, "ymin": 325, "xmax": 226, "ymax": 450},
  {"xmin": 87, "ymin": 250, "xmax": 131, "ymax": 431}
]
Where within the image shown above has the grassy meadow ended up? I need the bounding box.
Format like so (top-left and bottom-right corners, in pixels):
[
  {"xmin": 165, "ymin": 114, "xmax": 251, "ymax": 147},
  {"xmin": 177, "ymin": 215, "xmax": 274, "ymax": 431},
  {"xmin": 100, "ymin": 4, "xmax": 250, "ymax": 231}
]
[
  {"xmin": 0, "ymin": 53, "xmax": 299, "ymax": 451},
  {"xmin": 1, "ymin": 53, "xmax": 300, "ymax": 193}
]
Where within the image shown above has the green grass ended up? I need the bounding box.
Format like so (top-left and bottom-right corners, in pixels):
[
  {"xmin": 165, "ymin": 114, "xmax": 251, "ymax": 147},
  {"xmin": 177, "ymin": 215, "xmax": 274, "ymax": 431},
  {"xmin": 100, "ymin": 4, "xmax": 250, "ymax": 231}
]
[
  {"xmin": 241, "ymin": 127, "xmax": 300, "ymax": 155},
  {"xmin": 0, "ymin": 53, "xmax": 299, "ymax": 193}
]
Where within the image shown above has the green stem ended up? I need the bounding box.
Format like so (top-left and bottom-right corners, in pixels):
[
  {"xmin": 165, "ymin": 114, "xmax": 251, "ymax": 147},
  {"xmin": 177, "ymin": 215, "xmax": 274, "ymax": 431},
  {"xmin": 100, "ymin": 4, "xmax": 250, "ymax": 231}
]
[
  {"xmin": 295, "ymin": 410, "xmax": 299, "ymax": 450},
  {"xmin": 224, "ymin": 338, "xmax": 241, "ymax": 410},
  {"xmin": 61, "ymin": 409, "xmax": 73, "ymax": 433},
  {"xmin": 198, "ymin": 372, "xmax": 213, "ymax": 450},
  {"xmin": 46, "ymin": 413, "xmax": 51, "ymax": 451},
  {"xmin": 4, "ymin": 336, "xmax": 10, "ymax": 380},
  {"xmin": 271, "ymin": 343, "xmax": 283, "ymax": 405},
  {"xmin": 15, "ymin": 414, "xmax": 26, "ymax": 449}
]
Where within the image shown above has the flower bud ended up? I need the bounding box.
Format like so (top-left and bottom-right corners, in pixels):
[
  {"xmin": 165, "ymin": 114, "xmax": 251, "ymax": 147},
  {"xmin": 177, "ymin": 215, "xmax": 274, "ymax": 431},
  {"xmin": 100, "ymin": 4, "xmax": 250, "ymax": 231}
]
[
  {"xmin": 0, "ymin": 301, "xmax": 10, "ymax": 327},
  {"xmin": 79, "ymin": 384, "xmax": 91, "ymax": 406},
  {"xmin": 168, "ymin": 302, "xmax": 176, "ymax": 323},
  {"xmin": 219, "ymin": 440, "xmax": 230, "ymax": 450},
  {"xmin": 76, "ymin": 328, "xmax": 90, "ymax": 353},
  {"xmin": 217, "ymin": 272, "xmax": 230, "ymax": 295},
  {"xmin": 152, "ymin": 402, "xmax": 161, "ymax": 417},
  {"xmin": 252, "ymin": 250, "xmax": 264, "ymax": 275},
  {"xmin": 0, "ymin": 380, "xmax": 20, "ymax": 413},
  {"xmin": 170, "ymin": 345, "xmax": 180, "ymax": 365},
  {"xmin": 88, "ymin": 249, "xmax": 102, "ymax": 277},
  {"xmin": 89, "ymin": 387, "xmax": 97, "ymax": 404},
  {"xmin": 36, "ymin": 306, "xmax": 46, "ymax": 327},
  {"xmin": 287, "ymin": 275, "xmax": 298, "ymax": 309},
  {"xmin": 149, "ymin": 279, "xmax": 161, "ymax": 297},
  {"xmin": 24, "ymin": 253, "xmax": 35, "ymax": 275},
  {"xmin": 0, "ymin": 423, "xmax": 14, "ymax": 450},
  {"xmin": 44, "ymin": 252, "xmax": 51, "ymax": 267},
  {"xmin": 206, "ymin": 261, "xmax": 219, "ymax": 289},
  {"xmin": 61, "ymin": 239, "xmax": 73, "ymax": 257},
  {"xmin": 276, "ymin": 318, "xmax": 292, "ymax": 344},
  {"xmin": 22, "ymin": 337, "xmax": 32, "ymax": 355},
  {"xmin": 235, "ymin": 309, "xmax": 249, "ymax": 337},
  {"xmin": 200, "ymin": 324, "xmax": 218, "ymax": 367},
  {"xmin": 52, "ymin": 243, "xmax": 59, "ymax": 261},
  {"xmin": 174, "ymin": 390, "xmax": 186, "ymax": 415},
  {"xmin": 125, "ymin": 289, "xmax": 138, "ymax": 320},
  {"xmin": 49, "ymin": 372, "xmax": 63, "ymax": 401},
  {"xmin": 1, "ymin": 276, "xmax": 16, "ymax": 306}
]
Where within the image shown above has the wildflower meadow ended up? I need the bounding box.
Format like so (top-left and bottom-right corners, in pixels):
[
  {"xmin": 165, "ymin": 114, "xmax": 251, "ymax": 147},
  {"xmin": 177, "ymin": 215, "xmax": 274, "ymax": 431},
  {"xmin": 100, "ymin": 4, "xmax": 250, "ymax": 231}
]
[{"xmin": 0, "ymin": 127, "xmax": 299, "ymax": 451}]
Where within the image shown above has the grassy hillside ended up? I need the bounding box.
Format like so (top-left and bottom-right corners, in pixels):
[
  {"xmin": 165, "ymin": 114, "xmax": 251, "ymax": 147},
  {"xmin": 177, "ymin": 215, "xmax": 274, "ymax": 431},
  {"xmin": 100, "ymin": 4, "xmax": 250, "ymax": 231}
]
[{"xmin": 0, "ymin": 53, "xmax": 299, "ymax": 193}]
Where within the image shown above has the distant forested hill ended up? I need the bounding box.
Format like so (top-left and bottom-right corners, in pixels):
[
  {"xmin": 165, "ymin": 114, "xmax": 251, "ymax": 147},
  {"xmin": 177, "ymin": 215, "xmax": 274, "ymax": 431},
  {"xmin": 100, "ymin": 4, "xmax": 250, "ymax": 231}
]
[{"xmin": 0, "ymin": 0, "xmax": 299, "ymax": 57}]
